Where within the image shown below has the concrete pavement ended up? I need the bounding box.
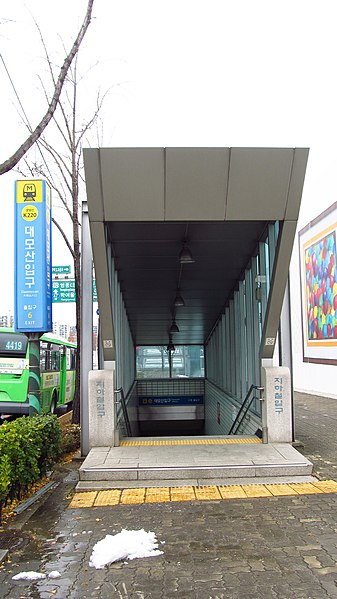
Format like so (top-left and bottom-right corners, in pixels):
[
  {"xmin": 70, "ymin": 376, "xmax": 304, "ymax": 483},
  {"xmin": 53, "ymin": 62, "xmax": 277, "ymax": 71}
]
[{"xmin": 1, "ymin": 391, "xmax": 337, "ymax": 598}]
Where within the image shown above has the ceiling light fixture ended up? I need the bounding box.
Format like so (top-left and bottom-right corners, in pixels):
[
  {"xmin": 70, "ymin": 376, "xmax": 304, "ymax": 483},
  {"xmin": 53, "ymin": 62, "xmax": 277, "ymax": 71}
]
[
  {"xmin": 174, "ymin": 291, "xmax": 185, "ymax": 307},
  {"xmin": 169, "ymin": 320, "xmax": 179, "ymax": 334},
  {"xmin": 179, "ymin": 240, "xmax": 195, "ymax": 264}
]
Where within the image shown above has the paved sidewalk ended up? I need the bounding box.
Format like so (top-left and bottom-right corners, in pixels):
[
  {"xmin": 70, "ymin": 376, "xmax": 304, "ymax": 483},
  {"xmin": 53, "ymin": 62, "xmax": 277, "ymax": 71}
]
[{"xmin": 1, "ymin": 391, "xmax": 337, "ymax": 599}]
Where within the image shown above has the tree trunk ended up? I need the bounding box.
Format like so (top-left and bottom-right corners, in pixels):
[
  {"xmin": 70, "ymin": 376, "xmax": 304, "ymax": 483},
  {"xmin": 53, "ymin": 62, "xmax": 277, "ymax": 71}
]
[{"xmin": 71, "ymin": 108, "xmax": 81, "ymax": 423}]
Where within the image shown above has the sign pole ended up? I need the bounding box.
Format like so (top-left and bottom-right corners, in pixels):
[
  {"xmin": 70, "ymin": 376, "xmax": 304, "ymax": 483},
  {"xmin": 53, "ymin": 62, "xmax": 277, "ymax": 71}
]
[
  {"xmin": 27, "ymin": 333, "xmax": 42, "ymax": 415},
  {"xmin": 14, "ymin": 179, "xmax": 52, "ymax": 417}
]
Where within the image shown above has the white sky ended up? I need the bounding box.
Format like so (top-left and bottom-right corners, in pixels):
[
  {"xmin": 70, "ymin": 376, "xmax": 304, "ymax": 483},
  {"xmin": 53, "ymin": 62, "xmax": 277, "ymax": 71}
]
[{"xmin": 1, "ymin": 0, "xmax": 337, "ymax": 319}]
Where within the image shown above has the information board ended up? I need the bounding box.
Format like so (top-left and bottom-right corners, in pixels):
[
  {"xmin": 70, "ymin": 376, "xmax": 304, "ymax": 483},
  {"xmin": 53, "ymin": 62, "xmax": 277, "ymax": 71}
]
[{"xmin": 14, "ymin": 180, "xmax": 52, "ymax": 332}]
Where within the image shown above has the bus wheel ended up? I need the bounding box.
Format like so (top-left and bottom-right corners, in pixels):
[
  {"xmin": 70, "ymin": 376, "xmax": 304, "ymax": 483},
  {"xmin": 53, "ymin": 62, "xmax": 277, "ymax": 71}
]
[{"xmin": 50, "ymin": 393, "xmax": 57, "ymax": 414}]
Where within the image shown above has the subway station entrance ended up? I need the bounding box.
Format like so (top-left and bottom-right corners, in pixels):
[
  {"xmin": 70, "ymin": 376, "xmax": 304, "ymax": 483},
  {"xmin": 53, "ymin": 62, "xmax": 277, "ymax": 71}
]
[{"xmin": 78, "ymin": 147, "xmax": 313, "ymax": 489}]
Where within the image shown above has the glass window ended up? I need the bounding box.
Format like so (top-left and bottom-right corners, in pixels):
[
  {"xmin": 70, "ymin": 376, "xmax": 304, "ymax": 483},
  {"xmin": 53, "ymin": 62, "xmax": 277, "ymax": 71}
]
[
  {"xmin": 40, "ymin": 343, "xmax": 60, "ymax": 371},
  {"xmin": 40, "ymin": 348, "xmax": 47, "ymax": 372},
  {"xmin": 70, "ymin": 349, "xmax": 76, "ymax": 370},
  {"xmin": 171, "ymin": 346, "xmax": 204, "ymax": 378},
  {"xmin": 51, "ymin": 350, "xmax": 60, "ymax": 371},
  {"xmin": 136, "ymin": 345, "xmax": 204, "ymax": 379},
  {"xmin": 136, "ymin": 346, "xmax": 169, "ymax": 379}
]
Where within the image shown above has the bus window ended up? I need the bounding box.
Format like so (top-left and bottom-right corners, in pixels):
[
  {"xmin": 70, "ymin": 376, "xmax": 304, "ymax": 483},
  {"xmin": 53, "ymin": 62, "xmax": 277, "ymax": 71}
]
[
  {"xmin": 40, "ymin": 347, "xmax": 47, "ymax": 372},
  {"xmin": 50, "ymin": 347, "xmax": 60, "ymax": 371},
  {"xmin": 70, "ymin": 349, "xmax": 76, "ymax": 370}
]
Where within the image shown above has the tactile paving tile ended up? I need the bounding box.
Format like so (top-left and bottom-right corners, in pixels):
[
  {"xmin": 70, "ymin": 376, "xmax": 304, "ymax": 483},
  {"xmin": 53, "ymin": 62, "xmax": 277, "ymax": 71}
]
[
  {"xmin": 94, "ymin": 490, "xmax": 121, "ymax": 506},
  {"xmin": 68, "ymin": 491, "xmax": 97, "ymax": 508},
  {"xmin": 120, "ymin": 437, "xmax": 261, "ymax": 446},
  {"xmin": 194, "ymin": 486, "xmax": 222, "ymax": 500},
  {"xmin": 218, "ymin": 485, "xmax": 247, "ymax": 499},
  {"xmin": 311, "ymin": 480, "xmax": 337, "ymax": 493},
  {"xmin": 170, "ymin": 486, "xmax": 196, "ymax": 502},
  {"xmin": 241, "ymin": 484, "xmax": 273, "ymax": 498},
  {"xmin": 265, "ymin": 484, "xmax": 300, "ymax": 496},
  {"xmin": 120, "ymin": 489, "xmax": 146, "ymax": 504},
  {"xmin": 145, "ymin": 488, "xmax": 171, "ymax": 503},
  {"xmin": 288, "ymin": 483, "xmax": 324, "ymax": 495},
  {"xmin": 68, "ymin": 480, "xmax": 337, "ymax": 508}
]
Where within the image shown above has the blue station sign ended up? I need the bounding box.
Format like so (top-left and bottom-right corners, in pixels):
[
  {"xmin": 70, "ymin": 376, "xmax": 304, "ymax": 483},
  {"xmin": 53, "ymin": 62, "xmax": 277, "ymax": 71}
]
[
  {"xmin": 139, "ymin": 395, "xmax": 204, "ymax": 406},
  {"xmin": 14, "ymin": 180, "xmax": 52, "ymax": 332}
]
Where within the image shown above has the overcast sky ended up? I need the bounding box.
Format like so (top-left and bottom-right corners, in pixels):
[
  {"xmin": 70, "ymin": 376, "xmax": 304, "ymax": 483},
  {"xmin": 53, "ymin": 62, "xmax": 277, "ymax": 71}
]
[{"xmin": 1, "ymin": 0, "xmax": 337, "ymax": 318}]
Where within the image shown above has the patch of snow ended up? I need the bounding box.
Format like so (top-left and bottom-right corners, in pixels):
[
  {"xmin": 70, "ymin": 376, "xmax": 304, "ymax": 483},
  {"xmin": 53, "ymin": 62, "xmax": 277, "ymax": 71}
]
[
  {"xmin": 12, "ymin": 571, "xmax": 46, "ymax": 581},
  {"xmin": 48, "ymin": 571, "xmax": 61, "ymax": 579},
  {"xmin": 89, "ymin": 529, "xmax": 163, "ymax": 569}
]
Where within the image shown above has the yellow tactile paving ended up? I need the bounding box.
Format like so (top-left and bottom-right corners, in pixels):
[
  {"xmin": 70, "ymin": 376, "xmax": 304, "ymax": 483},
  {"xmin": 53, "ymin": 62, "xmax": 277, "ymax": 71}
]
[
  {"xmin": 194, "ymin": 485, "xmax": 222, "ymax": 500},
  {"xmin": 241, "ymin": 484, "xmax": 273, "ymax": 498},
  {"xmin": 170, "ymin": 486, "xmax": 196, "ymax": 502},
  {"xmin": 288, "ymin": 483, "xmax": 324, "ymax": 495},
  {"xmin": 68, "ymin": 479, "xmax": 337, "ymax": 509},
  {"xmin": 265, "ymin": 484, "xmax": 300, "ymax": 496},
  {"xmin": 120, "ymin": 489, "xmax": 146, "ymax": 504},
  {"xmin": 94, "ymin": 490, "xmax": 121, "ymax": 506},
  {"xmin": 120, "ymin": 437, "xmax": 261, "ymax": 446},
  {"xmin": 218, "ymin": 485, "xmax": 247, "ymax": 499},
  {"xmin": 68, "ymin": 491, "xmax": 97, "ymax": 508},
  {"xmin": 311, "ymin": 480, "xmax": 337, "ymax": 493},
  {"xmin": 145, "ymin": 488, "xmax": 171, "ymax": 503}
]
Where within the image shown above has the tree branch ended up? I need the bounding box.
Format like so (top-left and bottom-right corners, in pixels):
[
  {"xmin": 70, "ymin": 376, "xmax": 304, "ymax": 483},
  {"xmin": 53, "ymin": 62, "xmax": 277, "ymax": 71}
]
[
  {"xmin": 0, "ymin": 0, "xmax": 94, "ymax": 176},
  {"xmin": 52, "ymin": 216, "xmax": 75, "ymax": 259}
]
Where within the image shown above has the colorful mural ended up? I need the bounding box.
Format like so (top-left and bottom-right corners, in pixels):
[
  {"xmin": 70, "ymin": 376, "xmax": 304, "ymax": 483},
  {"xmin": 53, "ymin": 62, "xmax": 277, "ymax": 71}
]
[{"xmin": 299, "ymin": 202, "xmax": 337, "ymax": 364}]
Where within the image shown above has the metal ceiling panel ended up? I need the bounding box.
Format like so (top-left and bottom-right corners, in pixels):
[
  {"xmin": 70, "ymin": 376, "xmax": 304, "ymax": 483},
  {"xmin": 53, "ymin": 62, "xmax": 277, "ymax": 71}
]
[
  {"xmin": 225, "ymin": 148, "xmax": 295, "ymax": 220},
  {"xmin": 84, "ymin": 147, "xmax": 309, "ymax": 348},
  {"xmin": 106, "ymin": 220, "xmax": 267, "ymax": 345},
  {"xmin": 100, "ymin": 148, "xmax": 165, "ymax": 221},
  {"xmin": 165, "ymin": 148, "xmax": 229, "ymax": 220}
]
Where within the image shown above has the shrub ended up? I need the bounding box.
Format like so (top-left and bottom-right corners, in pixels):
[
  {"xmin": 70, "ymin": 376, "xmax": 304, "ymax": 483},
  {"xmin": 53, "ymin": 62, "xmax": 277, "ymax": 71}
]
[
  {"xmin": 0, "ymin": 415, "xmax": 62, "ymax": 522},
  {"xmin": 60, "ymin": 423, "xmax": 80, "ymax": 456}
]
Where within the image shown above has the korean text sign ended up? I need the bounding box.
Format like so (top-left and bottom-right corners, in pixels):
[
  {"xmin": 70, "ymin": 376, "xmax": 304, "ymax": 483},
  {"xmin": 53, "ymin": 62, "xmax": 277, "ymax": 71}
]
[{"xmin": 14, "ymin": 180, "xmax": 52, "ymax": 332}]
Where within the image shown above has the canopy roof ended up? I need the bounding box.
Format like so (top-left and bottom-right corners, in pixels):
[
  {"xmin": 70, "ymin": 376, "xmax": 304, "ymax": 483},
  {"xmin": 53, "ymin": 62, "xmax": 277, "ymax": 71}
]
[{"xmin": 84, "ymin": 147, "xmax": 308, "ymax": 346}]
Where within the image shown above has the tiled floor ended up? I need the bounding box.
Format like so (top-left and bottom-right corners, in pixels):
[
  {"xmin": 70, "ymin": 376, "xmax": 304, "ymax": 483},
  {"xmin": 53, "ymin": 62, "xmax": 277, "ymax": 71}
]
[{"xmin": 78, "ymin": 436, "xmax": 314, "ymax": 488}]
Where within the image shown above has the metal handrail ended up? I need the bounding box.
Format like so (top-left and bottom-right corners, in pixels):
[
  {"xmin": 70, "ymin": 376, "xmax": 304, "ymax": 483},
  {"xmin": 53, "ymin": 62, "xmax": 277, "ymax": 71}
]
[
  {"xmin": 228, "ymin": 384, "xmax": 264, "ymax": 435},
  {"xmin": 114, "ymin": 387, "xmax": 132, "ymax": 437}
]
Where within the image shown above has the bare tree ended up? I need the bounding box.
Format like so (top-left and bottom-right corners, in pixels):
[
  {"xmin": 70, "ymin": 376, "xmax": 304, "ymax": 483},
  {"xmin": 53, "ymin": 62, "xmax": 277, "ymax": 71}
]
[
  {"xmin": 17, "ymin": 49, "xmax": 107, "ymax": 423},
  {"xmin": 0, "ymin": 0, "xmax": 94, "ymax": 176}
]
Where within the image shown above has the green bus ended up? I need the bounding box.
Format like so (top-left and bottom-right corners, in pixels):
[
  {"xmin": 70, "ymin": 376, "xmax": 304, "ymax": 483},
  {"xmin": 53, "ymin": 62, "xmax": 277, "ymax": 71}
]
[{"xmin": 0, "ymin": 328, "xmax": 77, "ymax": 417}]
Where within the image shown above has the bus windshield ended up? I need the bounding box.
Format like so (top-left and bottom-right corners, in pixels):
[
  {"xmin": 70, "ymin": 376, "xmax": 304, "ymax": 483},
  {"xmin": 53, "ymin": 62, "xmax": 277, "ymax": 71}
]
[{"xmin": 0, "ymin": 332, "xmax": 28, "ymax": 356}]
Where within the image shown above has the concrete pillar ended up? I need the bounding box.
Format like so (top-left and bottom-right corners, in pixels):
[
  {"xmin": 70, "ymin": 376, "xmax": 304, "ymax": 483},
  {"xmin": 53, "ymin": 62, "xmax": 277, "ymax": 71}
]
[
  {"xmin": 88, "ymin": 369, "xmax": 119, "ymax": 448},
  {"xmin": 261, "ymin": 366, "xmax": 292, "ymax": 443}
]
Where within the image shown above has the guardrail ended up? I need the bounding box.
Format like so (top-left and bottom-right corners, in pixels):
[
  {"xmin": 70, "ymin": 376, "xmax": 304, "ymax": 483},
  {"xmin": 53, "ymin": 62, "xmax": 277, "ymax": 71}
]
[{"xmin": 228, "ymin": 385, "xmax": 264, "ymax": 435}]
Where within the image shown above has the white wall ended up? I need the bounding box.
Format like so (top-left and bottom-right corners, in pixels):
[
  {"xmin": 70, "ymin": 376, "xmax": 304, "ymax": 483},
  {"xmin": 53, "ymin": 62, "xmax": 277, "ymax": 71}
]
[{"xmin": 290, "ymin": 148, "xmax": 337, "ymax": 399}]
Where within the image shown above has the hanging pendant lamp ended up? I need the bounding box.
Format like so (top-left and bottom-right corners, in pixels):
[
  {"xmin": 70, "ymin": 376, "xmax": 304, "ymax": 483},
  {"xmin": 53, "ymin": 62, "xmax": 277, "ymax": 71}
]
[
  {"xmin": 179, "ymin": 242, "xmax": 195, "ymax": 264},
  {"xmin": 174, "ymin": 291, "xmax": 185, "ymax": 307},
  {"xmin": 169, "ymin": 320, "xmax": 179, "ymax": 334}
]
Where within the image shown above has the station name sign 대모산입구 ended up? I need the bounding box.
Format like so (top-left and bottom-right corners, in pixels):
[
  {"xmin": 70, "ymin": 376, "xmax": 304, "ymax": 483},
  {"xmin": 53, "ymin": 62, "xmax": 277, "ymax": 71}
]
[{"xmin": 14, "ymin": 180, "xmax": 52, "ymax": 332}]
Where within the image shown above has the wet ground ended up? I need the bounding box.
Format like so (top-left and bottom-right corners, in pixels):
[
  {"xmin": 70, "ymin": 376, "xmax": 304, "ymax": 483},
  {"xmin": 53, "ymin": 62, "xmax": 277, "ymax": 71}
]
[{"xmin": 1, "ymin": 391, "xmax": 337, "ymax": 598}]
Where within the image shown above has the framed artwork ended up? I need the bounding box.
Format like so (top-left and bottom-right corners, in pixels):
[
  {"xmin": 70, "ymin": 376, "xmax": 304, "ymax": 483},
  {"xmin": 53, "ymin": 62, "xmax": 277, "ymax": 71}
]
[{"xmin": 298, "ymin": 202, "xmax": 337, "ymax": 365}]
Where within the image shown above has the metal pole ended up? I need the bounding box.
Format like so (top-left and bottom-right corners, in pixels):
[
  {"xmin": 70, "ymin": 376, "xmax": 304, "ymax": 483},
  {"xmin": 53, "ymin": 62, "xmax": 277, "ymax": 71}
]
[
  {"xmin": 80, "ymin": 201, "xmax": 93, "ymax": 456},
  {"xmin": 27, "ymin": 333, "xmax": 42, "ymax": 415}
]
